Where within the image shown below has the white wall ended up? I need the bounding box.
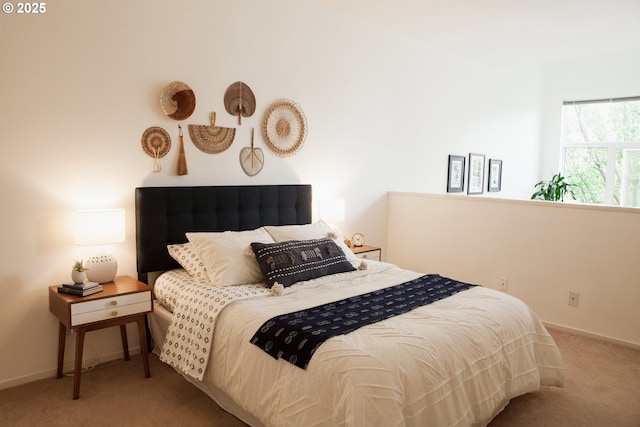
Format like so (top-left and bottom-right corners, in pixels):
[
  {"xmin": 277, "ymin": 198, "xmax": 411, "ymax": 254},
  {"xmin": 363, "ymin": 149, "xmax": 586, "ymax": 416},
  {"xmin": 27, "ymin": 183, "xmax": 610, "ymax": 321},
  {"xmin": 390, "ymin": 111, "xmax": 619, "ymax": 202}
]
[
  {"xmin": 539, "ymin": 50, "xmax": 640, "ymax": 178},
  {"xmin": 1, "ymin": 0, "xmax": 636, "ymax": 389}
]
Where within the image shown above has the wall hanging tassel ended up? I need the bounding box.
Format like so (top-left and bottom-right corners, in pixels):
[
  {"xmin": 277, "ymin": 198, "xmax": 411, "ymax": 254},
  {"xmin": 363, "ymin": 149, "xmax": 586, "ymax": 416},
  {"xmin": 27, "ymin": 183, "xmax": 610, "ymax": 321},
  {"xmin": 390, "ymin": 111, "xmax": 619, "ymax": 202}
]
[{"xmin": 177, "ymin": 125, "xmax": 188, "ymax": 175}]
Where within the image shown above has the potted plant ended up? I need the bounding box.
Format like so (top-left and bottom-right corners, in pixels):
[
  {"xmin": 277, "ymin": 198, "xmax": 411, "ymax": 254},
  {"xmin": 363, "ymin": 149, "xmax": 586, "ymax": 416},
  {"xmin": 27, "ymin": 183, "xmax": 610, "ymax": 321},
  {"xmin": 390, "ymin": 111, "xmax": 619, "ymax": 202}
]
[
  {"xmin": 72, "ymin": 259, "xmax": 89, "ymax": 284},
  {"xmin": 531, "ymin": 172, "xmax": 576, "ymax": 202}
]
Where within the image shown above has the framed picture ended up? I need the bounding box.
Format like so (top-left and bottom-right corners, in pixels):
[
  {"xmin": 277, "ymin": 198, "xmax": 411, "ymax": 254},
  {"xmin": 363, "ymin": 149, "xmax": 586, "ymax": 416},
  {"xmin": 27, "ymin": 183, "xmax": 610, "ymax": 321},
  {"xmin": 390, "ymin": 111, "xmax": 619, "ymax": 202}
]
[
  {"xmin": 446, "ymin": 155, "xmax": 465, "ymax": 193},
  {"xmin": 467, "ymin": 153, "xmax": 485, "ymax": 195},
  {"xmin": 488, "ymin": 159, "xmax": 502, "ymax": 192}
]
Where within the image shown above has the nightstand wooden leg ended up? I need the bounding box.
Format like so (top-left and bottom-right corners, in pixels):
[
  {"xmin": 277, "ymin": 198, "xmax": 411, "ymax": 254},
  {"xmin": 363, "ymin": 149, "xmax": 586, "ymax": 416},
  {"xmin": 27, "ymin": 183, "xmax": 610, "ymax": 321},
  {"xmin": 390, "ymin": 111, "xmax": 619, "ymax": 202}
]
[
  {"xmin": 137, "ymin": 316, "xmax": 151, "ymax": 378},
  {"xmin": 56, "ymin": 322, "xmax": 66, "ymax": 379},
  {"xmin": 120, "ymin": 325, "xmax": 130, "ymax": 361},
  {"xmin": 73, "ymin": 328, "xmax": 86, "ymax": 400},
  {"xmin": 144, "ymin": 315, "xmax": 153, "ymax": 353}
]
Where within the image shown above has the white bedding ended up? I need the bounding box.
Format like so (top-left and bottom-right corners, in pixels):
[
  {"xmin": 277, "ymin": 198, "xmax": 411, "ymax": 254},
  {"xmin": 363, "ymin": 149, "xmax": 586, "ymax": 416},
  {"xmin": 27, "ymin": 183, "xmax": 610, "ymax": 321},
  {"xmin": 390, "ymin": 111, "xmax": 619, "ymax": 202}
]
[{"xmin": 153, "ymin": 263, "xmax": 564, "ymax": 427}]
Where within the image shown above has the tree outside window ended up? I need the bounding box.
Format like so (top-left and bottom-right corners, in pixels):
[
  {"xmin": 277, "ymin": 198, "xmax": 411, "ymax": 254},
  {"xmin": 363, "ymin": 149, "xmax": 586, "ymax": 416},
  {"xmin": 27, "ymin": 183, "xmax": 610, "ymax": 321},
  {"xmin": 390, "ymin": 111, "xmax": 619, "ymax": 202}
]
[{"xmin": 562, "ymin": 98, "xmax": 640, "ymax": 207}]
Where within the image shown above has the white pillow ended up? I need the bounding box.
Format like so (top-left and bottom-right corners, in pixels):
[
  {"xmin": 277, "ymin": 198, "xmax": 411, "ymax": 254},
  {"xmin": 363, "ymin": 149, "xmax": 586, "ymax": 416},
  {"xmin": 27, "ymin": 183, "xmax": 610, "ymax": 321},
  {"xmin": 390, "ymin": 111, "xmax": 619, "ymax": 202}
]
[
  {"xmin": 264, "ymin": 220, "xmax": 359, "ymax": 265},
  {"xmin": 186, "ymin": 228, "xmax": 275, "ymax": 286},
  {"xmin": 167, "ymin": 242, "xmax": 209, "ymax": 283}
]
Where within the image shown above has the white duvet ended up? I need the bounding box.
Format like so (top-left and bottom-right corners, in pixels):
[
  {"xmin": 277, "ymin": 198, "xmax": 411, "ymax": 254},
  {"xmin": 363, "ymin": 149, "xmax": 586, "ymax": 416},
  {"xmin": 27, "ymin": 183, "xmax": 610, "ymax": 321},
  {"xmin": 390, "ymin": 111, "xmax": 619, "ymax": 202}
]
[{"xmin": 157, "ymin": 262, "xmax": 564, "ymax": 427}]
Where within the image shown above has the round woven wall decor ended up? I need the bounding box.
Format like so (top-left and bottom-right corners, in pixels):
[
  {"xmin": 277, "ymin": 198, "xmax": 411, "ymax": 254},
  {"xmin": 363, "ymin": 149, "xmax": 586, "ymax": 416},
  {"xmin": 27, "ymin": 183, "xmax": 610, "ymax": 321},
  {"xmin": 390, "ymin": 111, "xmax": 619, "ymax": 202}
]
[
  {"xmin": 141, "ymin": 126, "xmax": 171, "ymax": 158},
  {"xmin": 160, "ymin": 81, "xmax": 196, "ymax": 121},
  {"xmin": 261, "ymin": 98, "xmax": 307, "ymax": 157}
]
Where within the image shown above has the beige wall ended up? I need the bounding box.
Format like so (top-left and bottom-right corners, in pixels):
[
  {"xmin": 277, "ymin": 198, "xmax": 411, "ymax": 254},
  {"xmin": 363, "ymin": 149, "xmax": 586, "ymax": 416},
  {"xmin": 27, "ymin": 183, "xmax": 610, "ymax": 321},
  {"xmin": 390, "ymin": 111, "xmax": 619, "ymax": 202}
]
[{"xmin": 386, "ymin": 192, "xmax": 640, "ymax": 348}]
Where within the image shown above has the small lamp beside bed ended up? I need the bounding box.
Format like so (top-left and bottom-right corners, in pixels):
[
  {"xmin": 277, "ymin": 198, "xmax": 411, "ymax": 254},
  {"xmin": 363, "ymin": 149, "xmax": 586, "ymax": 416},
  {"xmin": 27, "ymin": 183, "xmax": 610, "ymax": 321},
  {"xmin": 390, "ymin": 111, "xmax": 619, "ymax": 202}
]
[
  {"xmin": 73, "ymin": 208, "xmax": 125, "ymax": 283},
  {"xmin": 319, "ymin": 198, "xmax": 345, "ymax": 224},
  {"xmin": 319, "ymin": 198, "xmax": 347, "ymax": 242}
]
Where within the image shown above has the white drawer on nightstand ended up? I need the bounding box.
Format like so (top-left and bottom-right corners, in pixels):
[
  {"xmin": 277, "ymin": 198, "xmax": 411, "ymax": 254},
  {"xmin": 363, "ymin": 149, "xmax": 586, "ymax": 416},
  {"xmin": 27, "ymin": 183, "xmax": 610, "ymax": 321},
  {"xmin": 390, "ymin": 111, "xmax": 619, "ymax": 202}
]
[
  {"xmin": 353, "ymin": 247, "xmax": 381, "ymax": 261},
  {"xmin": 355, "ymin": 250, "xmax": 381, "ymax": 261},
  {"xmin": 70, "ymin": 291, "xmax": 152, "ymax": 326}
]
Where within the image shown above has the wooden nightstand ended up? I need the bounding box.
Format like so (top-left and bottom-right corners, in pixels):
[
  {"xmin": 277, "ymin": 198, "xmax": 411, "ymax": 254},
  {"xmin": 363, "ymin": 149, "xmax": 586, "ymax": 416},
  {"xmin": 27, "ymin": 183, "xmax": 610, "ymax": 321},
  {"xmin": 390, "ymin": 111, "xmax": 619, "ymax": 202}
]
[
  {"xmin": 351, "ymin": 245, "xmax": 382, "ymax": 261},
  {"xmin": 48, "ymin": 275, "xmax": 153, "ymax": 399}
]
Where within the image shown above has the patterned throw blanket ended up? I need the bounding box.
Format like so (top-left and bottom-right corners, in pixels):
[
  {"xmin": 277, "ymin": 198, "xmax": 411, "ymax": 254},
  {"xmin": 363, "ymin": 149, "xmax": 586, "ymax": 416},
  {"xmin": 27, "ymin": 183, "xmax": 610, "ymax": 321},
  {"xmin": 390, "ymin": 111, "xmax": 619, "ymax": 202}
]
[
  {"xmin": 160, "ymin": 282, "xmax": 271, "ymax": 380},
  {"xmin": 250, "ymin": 274, "xmax": 477, "ymax": 369}
]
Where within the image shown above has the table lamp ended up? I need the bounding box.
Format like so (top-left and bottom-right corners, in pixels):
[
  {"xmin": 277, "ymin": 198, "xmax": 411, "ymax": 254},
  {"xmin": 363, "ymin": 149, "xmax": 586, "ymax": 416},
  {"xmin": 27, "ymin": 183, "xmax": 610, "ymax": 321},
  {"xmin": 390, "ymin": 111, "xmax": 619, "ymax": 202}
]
[
  {"xmin": 319, "ymin": 198, "xmax": 345, "ymax": 224},
  {"xmin": 73, "ymin": 208, "xmax": 125, "ymax": 283}
]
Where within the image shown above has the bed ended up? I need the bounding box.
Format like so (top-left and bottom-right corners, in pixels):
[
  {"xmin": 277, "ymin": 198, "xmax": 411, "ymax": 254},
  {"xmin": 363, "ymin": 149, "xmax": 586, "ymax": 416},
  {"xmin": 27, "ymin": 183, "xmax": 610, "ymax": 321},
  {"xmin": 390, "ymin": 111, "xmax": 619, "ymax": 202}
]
[{"xmin": 135, "ymin": 184, "xmax": 565, "ymax": 427}]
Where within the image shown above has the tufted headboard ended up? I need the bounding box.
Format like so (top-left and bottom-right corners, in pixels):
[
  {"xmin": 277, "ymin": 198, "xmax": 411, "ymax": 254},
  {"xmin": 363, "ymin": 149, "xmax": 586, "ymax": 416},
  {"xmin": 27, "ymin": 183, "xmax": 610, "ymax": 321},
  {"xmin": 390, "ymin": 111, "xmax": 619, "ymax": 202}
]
[{"xmin": 135, "ymin": 184, "xmax": 312, "ymax": 284}]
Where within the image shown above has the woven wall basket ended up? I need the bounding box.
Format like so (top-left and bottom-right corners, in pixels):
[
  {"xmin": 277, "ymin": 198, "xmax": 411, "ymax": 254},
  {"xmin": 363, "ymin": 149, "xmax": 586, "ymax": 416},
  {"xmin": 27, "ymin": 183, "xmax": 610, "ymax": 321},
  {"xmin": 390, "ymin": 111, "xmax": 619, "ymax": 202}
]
[
  {"xmin": 261, "ymin": 99, "xmax": 307, "ymax": 157},
  {"xmin": 160, "ymin": 81, "xmax": 196, "ymax": 121}
]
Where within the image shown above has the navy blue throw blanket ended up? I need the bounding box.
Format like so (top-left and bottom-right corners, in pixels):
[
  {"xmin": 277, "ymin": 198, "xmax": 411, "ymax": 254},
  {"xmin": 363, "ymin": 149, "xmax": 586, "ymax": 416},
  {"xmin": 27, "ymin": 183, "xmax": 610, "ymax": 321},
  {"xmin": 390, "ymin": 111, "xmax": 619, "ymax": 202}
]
[{"xmin": 250, "ymin": 274, "xmax": 477, "ymax": 369}]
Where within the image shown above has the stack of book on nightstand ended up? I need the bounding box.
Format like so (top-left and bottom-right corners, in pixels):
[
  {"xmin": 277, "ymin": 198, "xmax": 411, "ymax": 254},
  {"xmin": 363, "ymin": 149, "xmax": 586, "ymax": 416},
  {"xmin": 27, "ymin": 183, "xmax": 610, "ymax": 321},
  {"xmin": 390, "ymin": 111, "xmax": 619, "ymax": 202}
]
[{"xmin": 57, "ymin": 281, "xmax": 103, "ymax": 296}]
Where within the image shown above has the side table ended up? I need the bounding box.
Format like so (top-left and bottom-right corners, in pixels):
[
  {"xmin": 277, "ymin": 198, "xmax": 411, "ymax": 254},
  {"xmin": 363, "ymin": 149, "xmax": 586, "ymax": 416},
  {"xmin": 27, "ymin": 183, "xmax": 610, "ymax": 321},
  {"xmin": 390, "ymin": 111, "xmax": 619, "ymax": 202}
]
[{"xmin": 48, "ymin": 275, "xmax": 153, "ymax": 399}]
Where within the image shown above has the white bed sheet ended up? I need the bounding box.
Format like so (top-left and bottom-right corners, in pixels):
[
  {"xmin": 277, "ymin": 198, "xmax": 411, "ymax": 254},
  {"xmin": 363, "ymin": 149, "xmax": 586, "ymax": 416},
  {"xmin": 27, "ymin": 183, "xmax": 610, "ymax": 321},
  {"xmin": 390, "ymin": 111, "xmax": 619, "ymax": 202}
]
[{"xmin": 152, "ymin": 263, "xmax": 564, "ymax": 427}]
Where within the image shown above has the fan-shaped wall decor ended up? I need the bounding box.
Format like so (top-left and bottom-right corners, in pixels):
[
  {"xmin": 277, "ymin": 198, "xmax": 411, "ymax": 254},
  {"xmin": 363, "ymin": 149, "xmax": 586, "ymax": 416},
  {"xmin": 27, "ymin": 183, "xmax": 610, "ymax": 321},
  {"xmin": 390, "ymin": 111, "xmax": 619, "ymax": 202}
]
[
  {"xmin": 188, "ymin": 112, "xmax": 236, "ymax": 154},
  {"xmin": 224, "ymin": 81, "xmax": 256, "ymax": 125},
  {"xmin": 141, "ymin": 126, "xmax": 171, "ymax": 157},
  {"xmin": 160, "ymin": 81, "xmax": 196, "ymax": 121},
  {"xmin": 240, "ymin": 128, "xmax": 264, "ymax": 176},
  {"xmin": 141, "ymin": 126, "xmax": 171, "ymax": 172},
  {"xmin": 261, "ymin": 99, "xmax": 307, "ymax": 157}
]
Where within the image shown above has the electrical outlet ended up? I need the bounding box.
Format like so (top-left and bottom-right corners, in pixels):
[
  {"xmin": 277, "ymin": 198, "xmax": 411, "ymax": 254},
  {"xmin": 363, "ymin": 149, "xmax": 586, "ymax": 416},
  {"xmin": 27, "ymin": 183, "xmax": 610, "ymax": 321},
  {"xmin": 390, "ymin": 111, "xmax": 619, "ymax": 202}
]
[
  {"xmin": 568, "ymin": 291, "xmax": 579, "ymax": 307},
  {"xmin": 499, "ymin": 277, "xmax": 508, "ymax": 291}
]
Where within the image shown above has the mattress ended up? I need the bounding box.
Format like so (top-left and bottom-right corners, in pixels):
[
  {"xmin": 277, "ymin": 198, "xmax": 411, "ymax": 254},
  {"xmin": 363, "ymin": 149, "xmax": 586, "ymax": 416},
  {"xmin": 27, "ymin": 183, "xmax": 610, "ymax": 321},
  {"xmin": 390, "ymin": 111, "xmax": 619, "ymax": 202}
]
[
  {"xmin": 149, "ymin": 301, "xmax": 267, "ymax": 427},
  {"xmin": 150, "ymin": 263, "xmax": 564, "ymax": 427}
]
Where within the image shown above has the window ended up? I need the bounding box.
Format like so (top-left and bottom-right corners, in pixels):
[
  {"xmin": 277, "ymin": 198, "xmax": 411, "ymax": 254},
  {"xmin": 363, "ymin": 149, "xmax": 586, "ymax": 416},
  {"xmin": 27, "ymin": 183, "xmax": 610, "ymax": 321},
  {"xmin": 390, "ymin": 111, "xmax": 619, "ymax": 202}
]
[{"xmin": 561, "ymin": 97, "xmax": 640, "ymax": 207}]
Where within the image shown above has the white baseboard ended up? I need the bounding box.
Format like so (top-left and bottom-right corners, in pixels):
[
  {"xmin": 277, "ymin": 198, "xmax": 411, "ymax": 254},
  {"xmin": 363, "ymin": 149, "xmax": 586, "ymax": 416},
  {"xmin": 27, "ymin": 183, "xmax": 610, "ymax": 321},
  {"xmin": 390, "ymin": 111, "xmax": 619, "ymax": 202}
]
[
  {"xmin": 543, "ymin": 321, "xmax": 640, "ymax": 351},
  {"xmin": 0, "ymin": 346, "xmax": 143, "ymax": 391}
]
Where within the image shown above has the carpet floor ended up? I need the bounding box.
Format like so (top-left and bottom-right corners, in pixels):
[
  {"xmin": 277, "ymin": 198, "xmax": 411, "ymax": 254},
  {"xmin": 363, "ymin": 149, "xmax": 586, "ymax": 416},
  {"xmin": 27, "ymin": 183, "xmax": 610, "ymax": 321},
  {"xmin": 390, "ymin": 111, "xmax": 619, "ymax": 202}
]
[{"xmin": 1, "ymin": 328, "xmax": 638, "ymax": 427}]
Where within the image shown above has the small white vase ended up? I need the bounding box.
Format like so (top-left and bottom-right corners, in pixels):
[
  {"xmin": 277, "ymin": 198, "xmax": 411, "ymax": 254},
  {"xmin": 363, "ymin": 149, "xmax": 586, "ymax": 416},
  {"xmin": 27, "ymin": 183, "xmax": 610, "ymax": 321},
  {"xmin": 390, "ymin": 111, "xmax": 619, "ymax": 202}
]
[{"xmin": 71, "ymin": 269, "xmax": 87, "ymax": 284}]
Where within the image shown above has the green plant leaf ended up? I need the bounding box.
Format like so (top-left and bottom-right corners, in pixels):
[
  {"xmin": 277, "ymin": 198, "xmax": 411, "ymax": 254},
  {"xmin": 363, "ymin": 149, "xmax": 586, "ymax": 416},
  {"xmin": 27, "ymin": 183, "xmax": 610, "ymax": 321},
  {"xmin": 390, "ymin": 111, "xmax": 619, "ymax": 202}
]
[{"xmin": 531, "ymin": 172, "xmax": 575, "ymax": 202}]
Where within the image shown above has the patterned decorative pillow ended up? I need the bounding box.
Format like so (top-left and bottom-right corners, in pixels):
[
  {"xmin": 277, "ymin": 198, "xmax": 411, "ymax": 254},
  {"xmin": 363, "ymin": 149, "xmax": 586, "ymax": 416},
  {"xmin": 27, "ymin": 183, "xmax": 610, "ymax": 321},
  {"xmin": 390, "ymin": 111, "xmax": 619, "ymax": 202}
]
[
  {"xmin": 251, "ymin": 238, "xmax": 356, "ymax": 288},
  {"xmin": 167, "ymin": 242, "xmax": 208, "ymax": 282},
  {"xmin": 264, "ymin": 220, "xmax": 359, "ymax": 266}
]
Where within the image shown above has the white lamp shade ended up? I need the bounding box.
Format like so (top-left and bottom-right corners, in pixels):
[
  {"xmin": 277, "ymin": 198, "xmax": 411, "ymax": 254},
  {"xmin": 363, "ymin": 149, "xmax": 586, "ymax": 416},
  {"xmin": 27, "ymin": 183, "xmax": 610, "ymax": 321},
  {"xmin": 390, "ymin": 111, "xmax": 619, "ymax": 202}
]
[
  {"xmin": 319, "ymin": 198, "xmax": 345, "ymax": 223},
  {"xmin": 74, "ymin": 209, "xmax": 125, "ymax": 246}
]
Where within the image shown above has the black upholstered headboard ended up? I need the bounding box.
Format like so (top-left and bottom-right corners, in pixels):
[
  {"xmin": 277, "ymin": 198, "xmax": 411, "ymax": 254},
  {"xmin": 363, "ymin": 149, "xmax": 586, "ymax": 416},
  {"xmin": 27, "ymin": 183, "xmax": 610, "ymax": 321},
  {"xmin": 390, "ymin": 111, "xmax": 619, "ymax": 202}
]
[{"xmin": 135, "ymin": 184, "xmax": 312, "ymax": 284}]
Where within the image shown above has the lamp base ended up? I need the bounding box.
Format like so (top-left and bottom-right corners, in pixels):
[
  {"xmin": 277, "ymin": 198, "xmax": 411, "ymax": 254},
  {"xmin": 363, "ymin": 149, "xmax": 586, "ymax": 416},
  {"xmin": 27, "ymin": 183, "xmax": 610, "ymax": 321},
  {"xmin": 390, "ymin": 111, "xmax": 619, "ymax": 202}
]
[{"xmin": 85, "ymin": 254, "xmax": 118, "ymax": 283}]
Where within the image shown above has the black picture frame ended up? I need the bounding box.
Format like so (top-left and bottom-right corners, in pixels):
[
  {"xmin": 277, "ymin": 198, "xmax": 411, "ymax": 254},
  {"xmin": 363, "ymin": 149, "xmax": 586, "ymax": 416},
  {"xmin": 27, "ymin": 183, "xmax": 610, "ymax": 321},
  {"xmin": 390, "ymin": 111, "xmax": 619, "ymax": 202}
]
[
  {"xmin": 488, "ymin": 159, "xmax": 502, "ymax": 192},
  {"xmin": 467, "ymin": 153, "xmax": 485, "ymax": 195},
  {"xmin": 447, "ymin": 155, "xmax": 465, "ymax": 193}
]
